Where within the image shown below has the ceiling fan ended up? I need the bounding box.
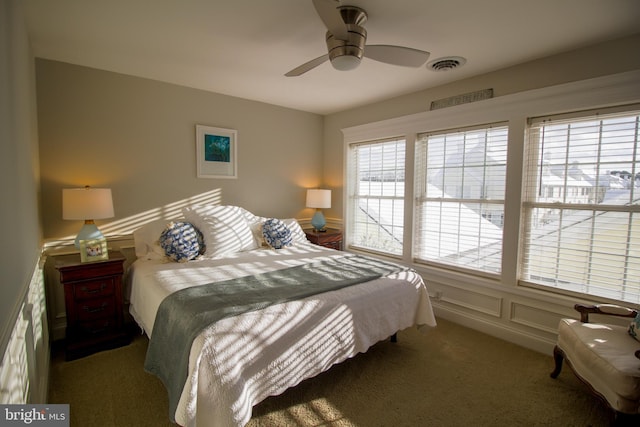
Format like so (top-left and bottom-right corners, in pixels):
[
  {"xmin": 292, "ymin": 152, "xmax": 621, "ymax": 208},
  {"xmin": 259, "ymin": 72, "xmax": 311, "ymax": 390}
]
[{"xmin": 285, "ymin": 0, "xmax": 430, "ymax": 77}]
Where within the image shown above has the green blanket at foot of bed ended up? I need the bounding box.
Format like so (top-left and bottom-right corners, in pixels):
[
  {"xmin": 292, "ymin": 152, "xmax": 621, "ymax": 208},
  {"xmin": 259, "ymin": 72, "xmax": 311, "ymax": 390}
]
[{"xmin": 144, "ymin": 254, "xmax": 408, "ymax": 421}]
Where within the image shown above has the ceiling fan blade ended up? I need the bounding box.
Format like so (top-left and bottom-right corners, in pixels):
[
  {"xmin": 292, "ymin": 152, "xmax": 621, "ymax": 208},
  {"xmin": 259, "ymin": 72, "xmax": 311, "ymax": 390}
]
[
  {"xmin": 285, "ymin": 54, "xmax": 330, "ymax": 77},
  {"xmin": 312, "ymin": 0, "xmax": 348, "ymax": 41},
  {"xmin": 364, "ymin": 45, "xmax": 430, "ymax": 68}
]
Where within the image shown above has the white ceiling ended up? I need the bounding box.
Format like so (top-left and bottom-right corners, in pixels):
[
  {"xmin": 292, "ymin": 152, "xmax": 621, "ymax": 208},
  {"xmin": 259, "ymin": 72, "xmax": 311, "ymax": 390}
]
[{"xmin": 23, "ymin": 0, "xmax": 640, "ymax": 115}]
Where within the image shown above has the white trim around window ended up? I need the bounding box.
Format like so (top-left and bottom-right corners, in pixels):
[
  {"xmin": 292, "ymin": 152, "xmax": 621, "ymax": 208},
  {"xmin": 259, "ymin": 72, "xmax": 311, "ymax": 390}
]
[{"xmin": 342, "ymin": 70, "xmax": 640, "ymax": 301}]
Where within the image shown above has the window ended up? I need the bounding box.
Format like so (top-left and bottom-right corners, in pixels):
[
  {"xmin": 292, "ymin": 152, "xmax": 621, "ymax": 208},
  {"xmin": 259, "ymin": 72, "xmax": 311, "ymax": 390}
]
[
  {"xmin": 522, "ymin": 110, "xmax": 640, "ymax": 303},
  {"xmin": 347, "ymin": 138, "xmax": 405, "ymax": 255},
  {"xmin": 414, "ymin": 124, "xmax": 508, "ymax": 273}
]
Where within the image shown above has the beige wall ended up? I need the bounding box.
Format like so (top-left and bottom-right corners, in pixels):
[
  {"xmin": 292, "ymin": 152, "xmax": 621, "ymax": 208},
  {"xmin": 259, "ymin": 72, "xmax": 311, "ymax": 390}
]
[
  {"xmin": 36, "ymin": 59, "xmax": 324, "ymax": 241},
  {"xmin": 36, "ymin": 35, "xmax": 640, "ymax": 241},
  {"xmin": 322, "ymin": 34, "xmax": 640, "ymax": 218},
  {"xmin": 0, "ymin": 0, "xmax": 42, "ymax": 354}
]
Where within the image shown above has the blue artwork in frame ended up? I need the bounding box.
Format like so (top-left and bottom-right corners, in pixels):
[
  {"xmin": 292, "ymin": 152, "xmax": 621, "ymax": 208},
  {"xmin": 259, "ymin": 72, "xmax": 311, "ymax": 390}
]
[
  {"xmin": 196, "ymin": 125, "xmax": 238, "ymax": 179},
  {"xmin": 204, "ymin": 134, "xmax": 231, "ymax": 163}
]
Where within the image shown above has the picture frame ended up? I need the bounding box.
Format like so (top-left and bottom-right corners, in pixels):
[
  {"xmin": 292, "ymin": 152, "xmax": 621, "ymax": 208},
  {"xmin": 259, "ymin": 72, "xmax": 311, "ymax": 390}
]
[
  {"xmin": 196, "ymin": 125, "xmax": 238, "ymax": 179},
  {"xmin": 79, "ymin": 238, "xmax": 109, "ymax": 263}
]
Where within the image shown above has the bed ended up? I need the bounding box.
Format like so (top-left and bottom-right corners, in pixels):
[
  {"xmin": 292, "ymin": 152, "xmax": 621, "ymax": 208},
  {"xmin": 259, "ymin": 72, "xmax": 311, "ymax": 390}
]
[{"xmin": 128, "ymin": 205, "xmax": 436, "ymax": 427}]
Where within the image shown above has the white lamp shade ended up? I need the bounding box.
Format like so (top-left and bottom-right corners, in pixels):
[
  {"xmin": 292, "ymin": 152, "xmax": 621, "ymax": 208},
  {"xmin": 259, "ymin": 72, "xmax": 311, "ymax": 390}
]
[
  {"xmin": 63, "ymin": 187, "xmax": 114, "ymax": 220},
  {"xmin": 306, "ymin": 189, "xmax": 331, "ymax": 209}
]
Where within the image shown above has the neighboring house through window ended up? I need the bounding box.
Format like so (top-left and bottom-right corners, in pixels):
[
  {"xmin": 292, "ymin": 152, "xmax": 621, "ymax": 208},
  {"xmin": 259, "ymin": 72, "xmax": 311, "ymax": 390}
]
[{"xmin": 522, "ymin": 109, "xmax": 640, "ymax": 303}]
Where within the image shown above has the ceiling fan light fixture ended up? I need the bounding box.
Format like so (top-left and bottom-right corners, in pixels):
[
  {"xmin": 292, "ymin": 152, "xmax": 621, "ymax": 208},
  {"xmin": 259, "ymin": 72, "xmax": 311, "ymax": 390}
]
[
  {"xmin": 330, "ymin": 54, "xmax": 362, "ymax": 71},
  {"xmin": 325, "ymin": 21, "xmax": 366, "ymax": 71},
  {"xmin": 427, "ymin": 56, "xmax": 467, "ymax": 72}
]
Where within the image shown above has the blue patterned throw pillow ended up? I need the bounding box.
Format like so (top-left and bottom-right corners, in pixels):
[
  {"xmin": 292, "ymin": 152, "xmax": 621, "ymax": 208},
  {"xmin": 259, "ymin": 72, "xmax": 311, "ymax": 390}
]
[
  {"xmin": 262, "ymin": 218, "xmax": 292, "ymax": 249},
  {"xmin": 159, "ymin": 221, "xmax": 205, "ymax": 262},
  {"xmin": 629, "ymin": 311, "xmax": 640, "ymax": 341}
]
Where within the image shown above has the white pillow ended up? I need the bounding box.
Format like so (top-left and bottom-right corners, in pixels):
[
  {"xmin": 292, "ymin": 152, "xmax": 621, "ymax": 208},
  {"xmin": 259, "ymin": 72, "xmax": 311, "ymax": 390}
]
[
  {"xmin": 241, "ymin": 209, "xmax": 268, "ymax": 247},
  {"xmin": 280, "ymin": 218, "xmax": 308, "ymax": 244},
  {"xmin": 133, "ymin": 218, "xmax": 181, "ymax": 259},
  {"xmin": 182, "ymin": 205, "xmax": 257, "ymax": 257}
]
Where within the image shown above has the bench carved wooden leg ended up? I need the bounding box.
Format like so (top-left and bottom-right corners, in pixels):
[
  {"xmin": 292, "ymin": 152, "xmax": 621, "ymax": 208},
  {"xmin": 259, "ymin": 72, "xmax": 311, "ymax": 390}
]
[{"xmin": 550, "ymin": 345, "xmax": 564, "ymax": 378}]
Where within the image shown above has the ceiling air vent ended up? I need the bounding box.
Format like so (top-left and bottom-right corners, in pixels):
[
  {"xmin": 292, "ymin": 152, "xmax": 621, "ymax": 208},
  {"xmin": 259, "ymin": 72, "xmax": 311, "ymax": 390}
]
[{"xmin": 427, "ymin": 56, "xmax": 466, "ymax": 72}]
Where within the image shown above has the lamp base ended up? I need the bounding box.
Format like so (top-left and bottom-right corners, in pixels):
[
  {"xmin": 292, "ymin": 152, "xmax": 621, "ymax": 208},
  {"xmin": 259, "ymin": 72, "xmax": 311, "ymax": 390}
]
[
  {"xmin": 311, "ymin": 210, "xmax": 326, "ymax": 232},
  {"xmin": 74, "ymin": 221, "xmax": 105, "ymax": 248}
]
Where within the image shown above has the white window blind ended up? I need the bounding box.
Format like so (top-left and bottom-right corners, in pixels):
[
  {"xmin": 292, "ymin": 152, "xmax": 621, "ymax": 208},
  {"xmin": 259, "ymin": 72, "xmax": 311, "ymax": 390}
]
[
  {"xmin": 414, "ymin": 124, "xmax": 508, "ymax": 273},
  {"xmin": 347, "ymin": 138, "xmax": 405, "ymax": 255},
  {"xmin": 522, "ymin": 109, "xmax": 640, "ymax": 303}
]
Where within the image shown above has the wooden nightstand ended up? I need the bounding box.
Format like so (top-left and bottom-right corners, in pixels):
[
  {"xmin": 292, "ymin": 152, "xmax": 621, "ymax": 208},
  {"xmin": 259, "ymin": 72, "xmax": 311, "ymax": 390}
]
[
  {"xmin": 305, "ymin": 228, "xmax": 343, "ymax": 250},
  {"xmin": 56, "ymin": 251, "xmax": 130, "ymax": 360}
]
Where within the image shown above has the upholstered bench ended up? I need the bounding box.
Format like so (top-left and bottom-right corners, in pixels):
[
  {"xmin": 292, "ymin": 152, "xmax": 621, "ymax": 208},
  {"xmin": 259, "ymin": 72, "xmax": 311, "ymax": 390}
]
[{"xmin": 551, "ymin": 304, "xmax": 640, "ymax": 423}]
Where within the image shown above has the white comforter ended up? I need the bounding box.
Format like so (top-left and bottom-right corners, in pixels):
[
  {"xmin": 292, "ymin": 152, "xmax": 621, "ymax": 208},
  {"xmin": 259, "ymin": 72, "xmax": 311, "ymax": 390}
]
[{"xmin": 129, "ymin": 243, "xmax": 436, "ymax": 427}]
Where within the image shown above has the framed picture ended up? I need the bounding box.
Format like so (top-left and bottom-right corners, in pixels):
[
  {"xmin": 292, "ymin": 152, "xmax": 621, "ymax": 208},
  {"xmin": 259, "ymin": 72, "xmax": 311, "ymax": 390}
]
[
  {"xmin": 79, "ymin": 238, "xmax": 109, "ymax": 263},
  {"xmin": 196, "ymin": 125, "xmax": 238, "ymax": 179}
]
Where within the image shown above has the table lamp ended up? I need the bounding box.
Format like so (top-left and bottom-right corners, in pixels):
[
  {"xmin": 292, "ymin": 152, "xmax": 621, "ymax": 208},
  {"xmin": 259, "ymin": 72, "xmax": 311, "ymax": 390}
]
[
  {"xmin": 63, "ymin": 186, "xmax": 114, "ymax": 248},
  {"xmin": 306, "ymin": 189, "xmax": 331, "ymax": 232}
]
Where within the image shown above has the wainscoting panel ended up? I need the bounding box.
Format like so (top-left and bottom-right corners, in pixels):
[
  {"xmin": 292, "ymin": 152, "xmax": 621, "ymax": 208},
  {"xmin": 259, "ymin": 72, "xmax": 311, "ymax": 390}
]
[
  {"xmin": 423, "ymin": 278, "xmax": 583, "ymax": 354},
  {"xmin": 435, "ymin": 284, "xmax": 503, "ymax": 318},
  {"xmin": 0, "ymin": 259, "xmax": 49, "ymax": 404},
  {"xmin": 509, "ymin": 301, "xmax": 565, "ymax": 335}
]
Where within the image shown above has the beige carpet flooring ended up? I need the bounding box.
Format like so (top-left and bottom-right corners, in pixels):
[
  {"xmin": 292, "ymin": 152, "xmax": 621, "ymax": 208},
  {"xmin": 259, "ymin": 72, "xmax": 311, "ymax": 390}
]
[{"xmin": 48, "ymin": 318, "xmax": 615, "ymax": 426}]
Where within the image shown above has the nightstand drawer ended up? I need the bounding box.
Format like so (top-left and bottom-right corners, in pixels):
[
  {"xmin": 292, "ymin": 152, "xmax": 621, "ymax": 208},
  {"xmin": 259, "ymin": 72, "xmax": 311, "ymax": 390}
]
[
  {"xmin": 77, "ymin": 318, "xmax": 116, "ymax": 336},
  {"xmin": 315, "ymin": 233, "xmax": 341, "ymax": 244},
  {"xmin": 74, "ymin": 279, "xmax": 114, "ymax": 299},
  {"xmin": 321, "ymin": 240, "xmax": 341, "ymax": 250},
  {"xmin": 77, "ymin": 297, "xmax": 116, "ymax": 322}
]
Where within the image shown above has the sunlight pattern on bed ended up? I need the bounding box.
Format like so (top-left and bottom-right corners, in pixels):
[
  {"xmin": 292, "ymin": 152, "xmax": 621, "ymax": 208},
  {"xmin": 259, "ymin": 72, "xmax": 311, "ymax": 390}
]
[{"xmin": 129, "ymin": 243, "xmax": 435, "ymax": 426}]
